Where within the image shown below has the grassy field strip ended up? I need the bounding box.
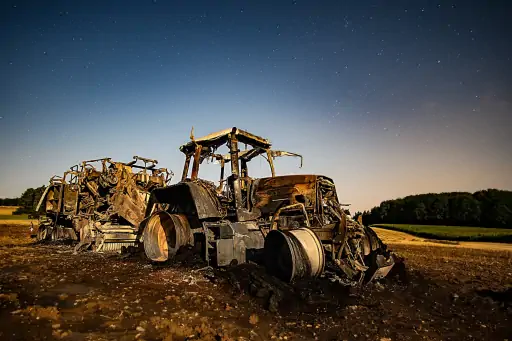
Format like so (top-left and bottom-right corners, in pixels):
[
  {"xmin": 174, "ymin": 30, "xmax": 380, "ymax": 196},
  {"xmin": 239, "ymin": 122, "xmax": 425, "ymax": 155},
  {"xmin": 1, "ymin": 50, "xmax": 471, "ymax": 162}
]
[
  {"xmin": 0, "ymin": 207, "xmax": 35, "ymax": 227},
  {"xmin": 372, "ymin": 227, "xmax": 512, "ymax": 252},
  {"xmin": 0, "ymin": 206, "xmax": 20, "ymax": 215},
  {"xmin": 0, "ymin": 207, "xmax": 36, "ymax": 226},
  {"xmin": 0, "ymin": 220, "xmax": 37, "ymax": 227},
  {"xmin": 0, "ymin": 214, "xmax": 31, "ymax": 220},
  {"xmin": 371, "ymin": 223, "xmax": 512, "ymax": 243}
]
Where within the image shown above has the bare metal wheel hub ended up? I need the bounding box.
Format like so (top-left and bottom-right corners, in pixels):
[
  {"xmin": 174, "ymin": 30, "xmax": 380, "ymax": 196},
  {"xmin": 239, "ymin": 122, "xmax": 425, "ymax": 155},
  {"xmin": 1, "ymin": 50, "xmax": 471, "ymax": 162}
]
[
  {"xmin": 143, "ymin": 212, "xmax": 193, "ymax": 262},
  {"xmin": 264, "ymin": 227, "xmax": 325, "ymax": 283}
]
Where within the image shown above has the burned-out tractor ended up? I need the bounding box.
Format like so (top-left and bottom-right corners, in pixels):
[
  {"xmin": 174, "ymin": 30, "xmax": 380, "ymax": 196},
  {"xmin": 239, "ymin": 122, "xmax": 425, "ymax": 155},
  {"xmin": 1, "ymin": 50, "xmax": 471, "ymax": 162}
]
[
  {"xmin": 140, "ymin": 127, "xmax": 395, "ymax": 284},
  {"xmin": 36, "ymin": 156, "xmax": 173, "ymax": 253}
]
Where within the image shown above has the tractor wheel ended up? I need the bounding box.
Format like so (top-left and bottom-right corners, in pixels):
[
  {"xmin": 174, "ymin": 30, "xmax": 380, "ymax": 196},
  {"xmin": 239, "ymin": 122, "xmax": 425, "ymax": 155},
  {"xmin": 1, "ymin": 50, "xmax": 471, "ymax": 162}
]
[
  {"xmin": 143, "ymin": 212, "xmax": 193, "ymax": 262},
  {"xmin": 36, "ymin": 224, "xmax": 51, "ymax": 241}
]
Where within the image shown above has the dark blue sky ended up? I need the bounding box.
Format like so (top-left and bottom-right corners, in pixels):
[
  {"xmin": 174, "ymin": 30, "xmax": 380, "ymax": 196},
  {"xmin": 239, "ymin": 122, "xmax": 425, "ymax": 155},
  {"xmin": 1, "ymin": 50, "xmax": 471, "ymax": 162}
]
[{"xmin": 1, "ymin": 0, "xmax": 511, "ymax": 211}]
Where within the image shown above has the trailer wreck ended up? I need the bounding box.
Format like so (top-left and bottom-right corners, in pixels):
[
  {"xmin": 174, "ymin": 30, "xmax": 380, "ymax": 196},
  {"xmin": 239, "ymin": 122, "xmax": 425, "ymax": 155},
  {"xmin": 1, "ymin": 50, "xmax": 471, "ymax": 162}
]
[{"xmin": 36, "ymin": 156, "xmax": 173, "ymax": 252}]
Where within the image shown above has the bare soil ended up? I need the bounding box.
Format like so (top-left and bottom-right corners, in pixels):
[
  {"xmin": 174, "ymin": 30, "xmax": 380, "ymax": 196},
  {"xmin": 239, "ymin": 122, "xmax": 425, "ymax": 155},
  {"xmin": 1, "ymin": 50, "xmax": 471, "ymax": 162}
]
[{"xmin": 0, "ymin": 225, "xmax": 510, "ymax": 341}]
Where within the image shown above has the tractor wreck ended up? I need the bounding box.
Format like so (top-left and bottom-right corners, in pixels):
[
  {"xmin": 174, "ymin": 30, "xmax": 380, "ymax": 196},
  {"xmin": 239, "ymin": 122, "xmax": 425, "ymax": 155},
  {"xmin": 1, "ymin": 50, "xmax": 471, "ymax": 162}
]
[
  {"xmin": 140, "ymin": 127, "xmax": 395, "ymax": 285},
  {"xmin": 36, "ymin": 156, "xmax": 173, "ymax": 253}
]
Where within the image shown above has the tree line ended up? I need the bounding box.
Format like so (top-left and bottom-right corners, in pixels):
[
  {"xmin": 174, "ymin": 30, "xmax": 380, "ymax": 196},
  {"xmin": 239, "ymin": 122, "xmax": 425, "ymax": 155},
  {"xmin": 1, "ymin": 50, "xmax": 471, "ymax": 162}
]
[
  {"xmin": 3, "ymin": 186, "xmax": 512, "ymax": 228},
  {"xmin": 0, "ymin": 186, "xmax": 46, "ymax": 215},
  {"xmin": 354, "ymin": 189, "xmax": 512, "ymax": 229}
]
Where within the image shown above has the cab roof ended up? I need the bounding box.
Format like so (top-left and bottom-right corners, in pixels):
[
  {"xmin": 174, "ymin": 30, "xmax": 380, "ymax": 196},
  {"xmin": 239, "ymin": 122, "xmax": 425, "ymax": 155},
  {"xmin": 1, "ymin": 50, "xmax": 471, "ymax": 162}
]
[{"xmin": 179, "ymin": 127, "xmax": 272, "ymax": 154}]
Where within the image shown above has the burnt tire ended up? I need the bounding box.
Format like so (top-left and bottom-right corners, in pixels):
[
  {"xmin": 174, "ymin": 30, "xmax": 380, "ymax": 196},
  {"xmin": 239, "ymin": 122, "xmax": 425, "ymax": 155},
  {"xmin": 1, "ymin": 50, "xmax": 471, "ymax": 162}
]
[{"xmin": 142, "ymin": 212, "xmax": 193, "ymax": 262}]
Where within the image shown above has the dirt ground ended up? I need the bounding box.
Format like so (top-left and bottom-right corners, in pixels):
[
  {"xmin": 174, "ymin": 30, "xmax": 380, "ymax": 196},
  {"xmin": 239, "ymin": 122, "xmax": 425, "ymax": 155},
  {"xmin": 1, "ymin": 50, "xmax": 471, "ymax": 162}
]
[{"xmin": 0, "ymin": 225, "xmax": 510, "ymax": 341}]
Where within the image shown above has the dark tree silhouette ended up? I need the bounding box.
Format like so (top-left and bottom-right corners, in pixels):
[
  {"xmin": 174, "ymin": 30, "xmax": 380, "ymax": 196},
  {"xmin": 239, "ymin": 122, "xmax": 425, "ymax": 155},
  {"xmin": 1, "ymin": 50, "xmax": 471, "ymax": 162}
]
[{"xmin": 362, "ymin": 189, "xmax": 512, "ymax": 228}]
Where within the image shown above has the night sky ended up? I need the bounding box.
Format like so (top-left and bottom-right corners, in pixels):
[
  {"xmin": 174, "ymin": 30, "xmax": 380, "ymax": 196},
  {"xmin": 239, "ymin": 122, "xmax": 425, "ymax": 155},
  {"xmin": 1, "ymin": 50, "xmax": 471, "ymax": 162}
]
[{"xmin": 1, "ymin": 1, "xmax": 511, "ymax": 212}]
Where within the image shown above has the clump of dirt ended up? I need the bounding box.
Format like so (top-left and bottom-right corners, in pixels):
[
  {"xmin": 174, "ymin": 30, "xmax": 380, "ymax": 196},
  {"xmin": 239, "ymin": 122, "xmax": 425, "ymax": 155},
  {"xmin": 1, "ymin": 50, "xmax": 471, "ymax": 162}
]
[
  {"xmin": 477, "ymin": 287, "xmax": 512, "ymax": 310},
  {"xmin": 211, "ymin": 262, "xmax": 356, "ymax": 314},
  {"xmin": 52, "ymin": 325, "xmax": 73, "ymax": 340},
  {"xmin": 169, "ymin": 245, "xmax": 208, "ymax": 269},
  {"xmin": 147, "ymin": 316, "xmax": 236, "ymax": 341},
  {"xmin": 83, "ymin": 300, "xmax": 116, "ymax": 315},
  {"xmin": 17, "ymin": 305, "xmax": 60, "ymax": 321},
  {"xmin": 0, "ymin": 293, "xmax": 19, "ymax": 304}
]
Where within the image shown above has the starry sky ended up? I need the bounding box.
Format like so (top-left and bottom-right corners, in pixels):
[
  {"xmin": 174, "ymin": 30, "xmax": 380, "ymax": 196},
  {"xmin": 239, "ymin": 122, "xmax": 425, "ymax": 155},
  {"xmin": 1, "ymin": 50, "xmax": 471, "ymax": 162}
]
[{"xmin": 1, "ymin": 0, "xmax": 511, "ymax": 212}]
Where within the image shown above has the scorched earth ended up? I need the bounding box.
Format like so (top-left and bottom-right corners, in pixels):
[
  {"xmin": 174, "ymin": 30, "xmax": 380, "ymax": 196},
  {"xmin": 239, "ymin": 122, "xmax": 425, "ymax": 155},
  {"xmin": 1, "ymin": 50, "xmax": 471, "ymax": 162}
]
[{"xmin": 0, "ymin": 225, "xmax": 510, "ymax": 341}]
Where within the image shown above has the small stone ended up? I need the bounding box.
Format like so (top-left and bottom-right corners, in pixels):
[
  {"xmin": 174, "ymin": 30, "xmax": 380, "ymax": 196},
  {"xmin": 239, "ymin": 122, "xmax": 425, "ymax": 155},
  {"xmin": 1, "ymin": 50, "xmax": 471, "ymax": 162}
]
[
  {"xmin": 249, "ymin": 314, "xmax": 259, "ymax": 325},
  {"xmin": 255, "ymin": 287, "xmax": 269, "ymax": 298}
]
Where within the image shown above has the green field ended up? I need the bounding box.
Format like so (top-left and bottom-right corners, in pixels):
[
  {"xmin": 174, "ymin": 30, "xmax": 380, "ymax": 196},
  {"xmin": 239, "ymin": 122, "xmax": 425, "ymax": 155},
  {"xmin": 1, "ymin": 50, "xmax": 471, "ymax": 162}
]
[
  {"xmin": 371, "ymin": 224, "xmax": 512, "ymax": 243},
  {"xmin": 0, "ymin": 214, "xmax": 30, "ymax": 220}
]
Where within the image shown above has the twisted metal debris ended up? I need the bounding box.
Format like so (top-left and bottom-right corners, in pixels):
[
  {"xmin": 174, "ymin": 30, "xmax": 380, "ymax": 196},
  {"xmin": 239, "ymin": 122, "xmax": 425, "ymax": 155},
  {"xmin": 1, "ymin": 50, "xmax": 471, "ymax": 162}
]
[
  {"xmin": 36, "ymin": 156, "xmax": 172, "ymax": 253},
  {"xmin": 36, "ymin": 127, "xmax": 395, "ymax": 286},
  {"xmin": 140, "ymin": 127, "xmax": 395, "ymax": 285}
]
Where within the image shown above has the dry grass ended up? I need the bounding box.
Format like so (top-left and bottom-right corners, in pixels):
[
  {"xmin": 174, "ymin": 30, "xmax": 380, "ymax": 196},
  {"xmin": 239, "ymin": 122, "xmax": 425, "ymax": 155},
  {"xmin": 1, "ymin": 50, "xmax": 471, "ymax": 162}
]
[
  {"xmin": 372, "ymin": 223, "xmax": 512, "ymax": 242},
  {"xmin": 373, "ymin": 227, "xmax": 512, "ymax": 252},
  {"xmin": 0, "ymin": 206, "xmax": 19, "ymax": 215},
  {"xmin": 0, "ymin": 207, "xmax": 37, "ymax": 226},
  {"xmin": 0, "ymin": 219, "xmax": 37, "ymax": 227}
]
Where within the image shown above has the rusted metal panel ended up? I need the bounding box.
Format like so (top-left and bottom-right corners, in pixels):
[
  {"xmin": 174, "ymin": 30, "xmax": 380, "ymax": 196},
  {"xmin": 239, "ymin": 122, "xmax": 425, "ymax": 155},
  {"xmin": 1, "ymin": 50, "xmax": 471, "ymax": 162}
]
[
  {"xmin": 251, "ymin": 175, "xmax": 318, "ymax": 216},
  {"xmin": 62, "ymin": 185, "xmax": 79, "ymax": 214},
  {"xmin": 191, "ymin": 144, "xmax": 202, "ymax": 180},
  {"xmin": 38, "ymin": 155, "xmax": 172, "ymax": 252},
  {"xmin": 149, "ymin": 181, "xmax": 224, "ymax": 220},
  {"xmin": 110, "ymin": 189, "xmax": 145, "ymax": 227},
  {"xmin": 37, "ymin": 185, "xmax": 61, "ymax": 213}
]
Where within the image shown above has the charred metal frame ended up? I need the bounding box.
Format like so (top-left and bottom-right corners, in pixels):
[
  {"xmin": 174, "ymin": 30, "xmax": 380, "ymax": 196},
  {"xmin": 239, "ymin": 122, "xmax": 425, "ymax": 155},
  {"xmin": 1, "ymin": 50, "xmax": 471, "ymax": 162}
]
[
  {"xmin": 140, "ymin": 126, "xmax": 395, "ymax": 285},
  {"xmin": 36, "ymin": 156, "xmax": 173, "ymax": 252},
  {"xmin": 179, "ymin": 127, "xmax": 302, "ymax": 221}
]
